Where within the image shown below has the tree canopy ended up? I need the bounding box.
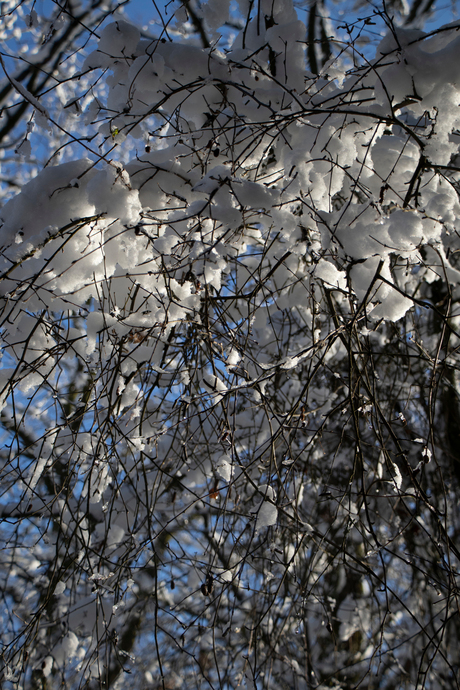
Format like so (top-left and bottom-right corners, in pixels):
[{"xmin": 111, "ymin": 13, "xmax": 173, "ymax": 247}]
[{"xmin": 1, "ymin": 0, "xmax": 460, "ymax": 688}]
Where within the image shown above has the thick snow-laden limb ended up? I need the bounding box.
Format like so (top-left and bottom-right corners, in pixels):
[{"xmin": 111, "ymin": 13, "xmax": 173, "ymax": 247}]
[
  {"xmin": 2, "ymin": 0, "xmax": 460, "ymax": 688},
  {"xmin": 0, "ymin": 55, "xmax": 50, "ymax": 120}
]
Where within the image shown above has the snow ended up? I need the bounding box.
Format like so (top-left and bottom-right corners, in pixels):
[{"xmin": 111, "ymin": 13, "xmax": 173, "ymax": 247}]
[
  {"xmin": 92, "ymin": 20, "xmax": 140, "ymax": 63},
  {"xmin": 40, "ymin": 657, "xmax": 53, "ymax": 678},
  {"xmin": 3, "ymin": 2, "xmax": 460, "ymax": 686},
  {"xmin": 314, "ymin": 260, "xmax": 347, "ymax": 291},
  {"xmin": 201, "ymin": 0, "xmax": 231, "ymax": 32},
  {"xmin": 52, "ymin": 632, "xmax": 81, "ymax": 666},
  {"xmin": 9, "ymin": 75, "xmax": 49, "ymax": 118},
  {"xmin": 256, "ymin": 501, "xmax": 278, "ymax": 530},
  {"xmin": 215, "ymin": 455, "xmax": 232, "ymax": 482}
]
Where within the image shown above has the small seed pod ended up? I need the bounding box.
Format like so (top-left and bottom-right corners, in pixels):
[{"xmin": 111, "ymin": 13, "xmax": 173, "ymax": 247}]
[{"xmin": 201, "ymin": 574, "xmax": 214, "ymax": 596}]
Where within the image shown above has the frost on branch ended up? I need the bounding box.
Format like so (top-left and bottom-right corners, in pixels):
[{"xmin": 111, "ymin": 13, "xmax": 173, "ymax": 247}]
[{"xmin": 1, "ymin": 1, "xmax": 460, "ymax": 688}]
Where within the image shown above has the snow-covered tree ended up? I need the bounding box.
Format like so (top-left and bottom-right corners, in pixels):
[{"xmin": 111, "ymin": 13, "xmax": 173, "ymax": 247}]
[{"xmin": 1, "ymin": 0, "xmax": 460, "ymax": 688}]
